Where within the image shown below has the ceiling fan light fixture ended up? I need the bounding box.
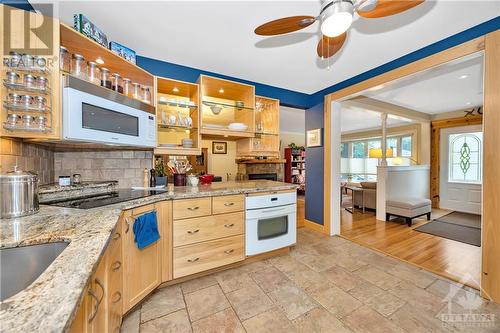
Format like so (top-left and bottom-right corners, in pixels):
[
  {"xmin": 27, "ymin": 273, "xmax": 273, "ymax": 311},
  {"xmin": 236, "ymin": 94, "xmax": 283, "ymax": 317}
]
[{"xmin": 320, "ymin": 0, "xmax": 354, "ymax": 37}]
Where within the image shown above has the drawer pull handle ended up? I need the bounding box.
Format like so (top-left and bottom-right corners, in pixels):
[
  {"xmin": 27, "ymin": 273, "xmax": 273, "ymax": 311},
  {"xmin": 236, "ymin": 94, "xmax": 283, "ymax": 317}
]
[
  {"xmin": 224, "ymin": 202, "xmax": 235, "ymax": 206},
  {"xmin": 224, "ymin": 223, "xmax": 235, "ymax": 228},
  {"xmin": 112, "ymin": 291, "xmax": 122, "ymax": 304},
  {"xmin": 111, "ymin": 261, "xmax": 122, "ymax": 271},
  {"xmin": 187, "ymin": 229, "xmax": 200, "ymax": 234},
  {"xmin": 224, "ymin": 249, "xmax": 235, "ymax": 254},
  {"xmin": 187, "ymin": 206, "xmax": 199, "ymax": 211},
  {"xmin": 113, "ymin": 232, "xmax": 121, "ymax": 240},
  {"xmin": 188, "ymin": 257, "xmax": 200, "ymax": 263}
]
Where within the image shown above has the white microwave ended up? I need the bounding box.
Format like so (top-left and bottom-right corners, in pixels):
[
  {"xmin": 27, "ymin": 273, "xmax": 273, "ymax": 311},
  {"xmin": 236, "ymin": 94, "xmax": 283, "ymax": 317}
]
[{"xmin": 62, "ymin": 76, "xmax": 156, "ymax": 147}]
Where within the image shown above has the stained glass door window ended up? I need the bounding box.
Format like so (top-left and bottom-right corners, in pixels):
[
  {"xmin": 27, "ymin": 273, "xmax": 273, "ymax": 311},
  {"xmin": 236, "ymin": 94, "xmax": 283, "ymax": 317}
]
[{"xmin": 449, "ymin": 132, "xmax": 482, "ymax": 183}]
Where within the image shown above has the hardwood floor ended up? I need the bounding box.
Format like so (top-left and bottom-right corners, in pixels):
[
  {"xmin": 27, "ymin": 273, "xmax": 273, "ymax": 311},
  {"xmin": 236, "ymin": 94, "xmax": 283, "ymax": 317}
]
[
  {"xmin": 340, "ymin": 208, "xmax": 481, "ymax": 290},
  {"xmin": 296, "ymin": 197, "xmax": 305, "ymax": 228}
]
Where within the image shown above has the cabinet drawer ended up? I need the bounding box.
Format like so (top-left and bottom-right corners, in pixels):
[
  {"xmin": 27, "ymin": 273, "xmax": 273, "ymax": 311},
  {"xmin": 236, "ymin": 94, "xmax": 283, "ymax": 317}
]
[
  {"xmin": 173, "ymin": 198, "xmax": 212, "ymax": 220},
  {"xmin": 173, "ymin": 235, "xmax": 244, "ymax": 278},
  {"xmin": 212, "ymin": 195, "xmax": 245, "ymax": 214},
  {"xmin": 173, "ymin": 212, "xmax": 244, "ymax": 247}
]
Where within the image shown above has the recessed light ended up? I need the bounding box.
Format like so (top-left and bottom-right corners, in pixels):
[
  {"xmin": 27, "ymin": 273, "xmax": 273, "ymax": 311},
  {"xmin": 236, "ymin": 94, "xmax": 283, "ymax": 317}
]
[
  {"xmin": 466, "ymin": 102, "xmax": 472, "ymax": 105},
  {"xmin": 219, "ymin": 88, "xmax": 224, "ymax": 94},
  {"xmin": 96, "ymin": 57, "xmax": 104, "ymax": 65},
  {"xmin": 459, "ymin": 74, "xmax": 470, "ymax": 80},
  {"xmin": 172, "ymin": 87, "xmax": 179, "ymax": 93}
]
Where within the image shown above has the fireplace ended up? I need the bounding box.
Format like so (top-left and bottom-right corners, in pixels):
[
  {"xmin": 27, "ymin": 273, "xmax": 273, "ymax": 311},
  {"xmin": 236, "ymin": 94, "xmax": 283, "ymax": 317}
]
[{"xmin": 248, "ymin": 173, "xmax": 278, "ymax": 181}]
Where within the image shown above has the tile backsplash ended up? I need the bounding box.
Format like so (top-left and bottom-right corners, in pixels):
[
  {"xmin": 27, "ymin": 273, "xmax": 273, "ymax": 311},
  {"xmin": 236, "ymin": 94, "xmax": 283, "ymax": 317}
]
[
  {"xmin": 0, "ymin": 138, "xmax": 54, "ymax": 184},
  {"xmin": 54, "ymin": 150, "xmax": 153, "ymax": 188}
]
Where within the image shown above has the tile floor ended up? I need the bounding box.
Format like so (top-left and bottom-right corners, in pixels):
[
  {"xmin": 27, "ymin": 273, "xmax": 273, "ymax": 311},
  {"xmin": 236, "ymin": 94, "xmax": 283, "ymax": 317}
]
[{"xmin": 121, "ymin": 228, "xmax": 499, "ymax": 333}]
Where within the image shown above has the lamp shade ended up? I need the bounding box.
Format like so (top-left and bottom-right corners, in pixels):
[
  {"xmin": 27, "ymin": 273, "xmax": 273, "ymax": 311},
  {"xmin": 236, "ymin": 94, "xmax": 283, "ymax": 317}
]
[{"xmin": 368, "ymin": 148, "xmax": 393, "ymax": 158}]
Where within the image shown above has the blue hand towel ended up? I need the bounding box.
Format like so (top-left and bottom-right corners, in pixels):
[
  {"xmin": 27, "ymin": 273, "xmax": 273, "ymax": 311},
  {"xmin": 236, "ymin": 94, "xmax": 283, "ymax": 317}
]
[{"xmin": 133, "ymin": 210, "xmax": 160, "ymax": 250}]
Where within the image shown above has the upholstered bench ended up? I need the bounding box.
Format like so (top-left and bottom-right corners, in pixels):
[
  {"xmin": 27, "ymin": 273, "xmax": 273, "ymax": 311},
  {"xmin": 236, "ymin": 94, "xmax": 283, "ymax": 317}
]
[{"xmin": 386, "ymin": 198, "xmax": 432, "ymax": 227}]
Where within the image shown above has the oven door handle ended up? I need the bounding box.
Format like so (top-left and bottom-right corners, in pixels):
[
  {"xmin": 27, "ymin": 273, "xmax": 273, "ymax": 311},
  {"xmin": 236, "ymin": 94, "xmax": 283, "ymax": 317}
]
[{"xmin": 260, "ymin": 207, "xmax": 289, "ymax": 214}]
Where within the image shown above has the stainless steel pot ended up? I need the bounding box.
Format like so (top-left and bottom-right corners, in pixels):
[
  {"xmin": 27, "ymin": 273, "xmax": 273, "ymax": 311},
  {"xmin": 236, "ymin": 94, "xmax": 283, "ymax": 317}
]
[{"xmin": 0, "ymin": 167, "xmax": 39, "ymax": 219}]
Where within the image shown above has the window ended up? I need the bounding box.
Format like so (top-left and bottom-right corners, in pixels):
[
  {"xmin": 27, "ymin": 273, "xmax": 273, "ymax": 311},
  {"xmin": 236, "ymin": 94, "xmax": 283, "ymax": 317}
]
[
  {"xmin": 340, "ymin": 143, "xmax": 348, "ymax": 158},
  {"xmin": 449, "ymin": 132, "xmax": 482, "ymax": 183},
  {"xmin": 352, "ymin": 141, "xmax": 365, "ymax": 158},
  {"xmin": 401, "ymin": 136, "xmax": 412, "ymax": 157},
  {"xmin": 387, "ymin": 137, "xmax": 398, "ymax": 154}
]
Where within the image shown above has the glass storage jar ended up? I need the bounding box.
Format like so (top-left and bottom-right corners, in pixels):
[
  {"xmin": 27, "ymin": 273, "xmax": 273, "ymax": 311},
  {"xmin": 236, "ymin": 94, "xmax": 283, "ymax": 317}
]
[
  {"xmin": 35, "ymin": 76, "xmax": 49, "ymax": 90},
  {"xmin": 87, "ymin": 61, "xmax": 101, "ymax": 85},
  {"xmin": 132, "ymin": 83, "xmax": 141, "ymax": 100},
  {"xmin": 123, "ymin": 78, "xmax": 132, "ymax": 97},
  {"xmin": 33, "ymin": 56, "xmax": 46, "ymax": 71},
  {"xmin": 8, "ymin": 51, "xmax": 21, "ymax": 68},
  {"xmin": 35, "ymin": 116, "xmax": 46, "ymax": 129},
  {"xmin": 22, "ymin": 114, "xmax": 34, "ymax": 128},
  {"xmin": 100, "ymin": 68, "xmax": 111, "ymax": 89},
  {"xmin": 21, "ymin": 54, "xmax": 34, "ymax": 68},
  {"xmin": 6, "ymin": 71, "xmax": 19, "ymax": 85},
  {"xmin": 71, "ymin": 53, "xmax": 87, "ymax": 79},
  {"xmin": 23, "ymin": 74, "xmax": 35, "ymax": 88},
  {"xmin": 59, "ymin": 46, "xmax": 70, "ymax": 72},
  {"xmin": 20, "ymin": 95, "xmax": 33, "ymax": 107},
  {"xmin": 34, "ymin": 96, "xmax": 46, "ymax": 109},
  {"xmin": 111, "ymin": 73, "xmax": 123, "ymax": 93},
  {"xmin": 142, "ymin": 86, "xmax": 151, "ymax": 104},
  {"xmin": 7, "ymin": 93, "xmax": 21, "ymax": 105}
]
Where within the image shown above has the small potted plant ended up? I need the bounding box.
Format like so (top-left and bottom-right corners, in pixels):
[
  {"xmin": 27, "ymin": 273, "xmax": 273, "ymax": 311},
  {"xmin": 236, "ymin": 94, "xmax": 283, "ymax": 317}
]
[{"xmin": 155, "ymin": 160, "xmax": 167, "ymax": 186}]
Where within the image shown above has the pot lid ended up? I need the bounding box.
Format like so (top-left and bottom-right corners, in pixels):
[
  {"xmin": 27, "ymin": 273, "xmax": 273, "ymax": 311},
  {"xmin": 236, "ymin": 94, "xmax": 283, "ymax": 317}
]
[{"xmin": 0, "ymin": 166, "xmax": 38, "ymax": 180}]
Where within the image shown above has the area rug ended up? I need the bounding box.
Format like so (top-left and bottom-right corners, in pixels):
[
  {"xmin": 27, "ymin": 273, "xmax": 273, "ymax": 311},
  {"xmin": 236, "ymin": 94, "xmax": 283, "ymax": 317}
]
[{"xmin": 415, "ymin": 211, "xmax": 481, "ymax": 247}]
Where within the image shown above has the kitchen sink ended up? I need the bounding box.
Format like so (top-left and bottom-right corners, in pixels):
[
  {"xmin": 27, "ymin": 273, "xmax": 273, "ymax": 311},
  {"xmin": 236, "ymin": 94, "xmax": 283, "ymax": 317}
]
[{"xmin": 0, "ymin": 242, "xmax": 69, "ymax": 301}]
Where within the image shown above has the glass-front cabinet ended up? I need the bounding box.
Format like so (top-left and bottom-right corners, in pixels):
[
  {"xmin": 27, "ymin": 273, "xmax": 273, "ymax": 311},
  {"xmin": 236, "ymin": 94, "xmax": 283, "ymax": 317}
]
[
  {"xmin": 237, "ymin": 96, "xmax": 280, "ymax": 157},
  {"xmin": 155, "ymin": 77, "xmax": 200, "ymax": 155},
  {"xmin": 199, "ymin": 75, "xmax": 255, "ymax": 139}
]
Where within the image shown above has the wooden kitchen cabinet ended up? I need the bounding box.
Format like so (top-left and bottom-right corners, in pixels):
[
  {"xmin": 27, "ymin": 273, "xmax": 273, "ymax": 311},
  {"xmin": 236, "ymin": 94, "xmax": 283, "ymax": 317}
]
[{"xmin": 122, "ymin": 201, "xmax": 171, "ymax": 313}]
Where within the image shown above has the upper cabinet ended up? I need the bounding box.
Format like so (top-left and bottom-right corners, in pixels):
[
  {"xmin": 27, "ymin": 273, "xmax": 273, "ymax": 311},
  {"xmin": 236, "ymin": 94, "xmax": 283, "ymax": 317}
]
[
  {"xmin": 237, "ymin": 96, "xmax": 280, "ymax": 157},
  {"xmin": 154, "ymin": 76, "xmax": 200, "ymax": 155},
  {"xmin": 1, "ymin": 6, "xmax": 61, "ymax": 139},
  {"xmin": 199, "ymin": 75, "xmax": 255, "ymax": 139}
]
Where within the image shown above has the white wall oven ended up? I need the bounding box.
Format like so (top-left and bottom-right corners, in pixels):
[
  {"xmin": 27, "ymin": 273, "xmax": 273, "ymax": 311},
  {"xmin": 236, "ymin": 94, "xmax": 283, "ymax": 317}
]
[
  {"xmin": 245, "ymin": 191, "xmax": 297, "ymax": 256},
  {"xmin": 62, "ymin": 75, "xmax": 156, "ymax": 147}
]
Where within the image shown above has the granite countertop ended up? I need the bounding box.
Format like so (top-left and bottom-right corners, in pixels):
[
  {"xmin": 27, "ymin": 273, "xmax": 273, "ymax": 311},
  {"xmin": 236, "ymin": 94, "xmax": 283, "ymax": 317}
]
[{"xmin": 0, "ymin": 180, "xmax": 297, "ymax": 333}]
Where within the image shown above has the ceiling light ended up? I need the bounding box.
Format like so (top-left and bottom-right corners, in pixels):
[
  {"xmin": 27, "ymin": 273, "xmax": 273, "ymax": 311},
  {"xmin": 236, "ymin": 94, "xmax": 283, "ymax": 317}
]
[
  {"xmin": 219, "ymin": 88, "xmax": 224, "ymax": 94},
  {"xmin": 320, "ymin": 0, "xmax": 354, "ymax": 37},
  {"xmin": 466, "ymin": 102, "xmax": 472, "ymax": 105},
  {"xmin": 172, "ymin": 87, "xmax": 179, "ymax": 93},
  {"xmin": 95, "ymin": 57, "xmax": 104, "ymax": 65},
  {"xmin": 458, "ymin": 74, "xmax": 470, "ymax": 80}
]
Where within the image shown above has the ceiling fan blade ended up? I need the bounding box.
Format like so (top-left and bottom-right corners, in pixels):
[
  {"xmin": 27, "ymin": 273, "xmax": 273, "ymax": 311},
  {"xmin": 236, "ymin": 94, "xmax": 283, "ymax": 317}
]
[
  {"xmin": 317, "ymin": 33, "xmax": 347, "ymax": 59},
  {"xmin": 357, "ymin": 0, "xmax": 424, "ymax": 18},
  {"xmin": 254, "ymin": 16, "xmax": 316, "ymax": 36}
]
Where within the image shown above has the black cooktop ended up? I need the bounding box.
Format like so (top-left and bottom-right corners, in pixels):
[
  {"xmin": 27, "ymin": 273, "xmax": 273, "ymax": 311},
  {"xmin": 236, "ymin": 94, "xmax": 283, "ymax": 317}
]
[{"xmin": 44, "ymin": 189, "xmax": 166, "ymax": 209}]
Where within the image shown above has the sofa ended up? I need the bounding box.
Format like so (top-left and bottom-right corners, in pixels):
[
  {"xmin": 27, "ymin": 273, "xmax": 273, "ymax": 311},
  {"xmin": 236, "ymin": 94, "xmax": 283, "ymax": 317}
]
[{"xmin": 353, "ymin": 181, "xmax": 377, "ymax": 210}]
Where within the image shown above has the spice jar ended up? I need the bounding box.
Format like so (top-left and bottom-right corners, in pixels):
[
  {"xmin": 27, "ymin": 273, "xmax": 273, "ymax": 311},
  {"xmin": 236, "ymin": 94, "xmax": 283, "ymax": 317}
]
[
  {"xmin": 59, "ymin": 46, "xmax": 70, "ymax": 72},
  {"xmin": 72, "ymin": 173, "xmax": 82, "ymax": 184},
  {"xmin": 23, "ymin": 74, "xmax": 35, "ymax": 88},
  {"xmin": 33, "ymin": 56, "xmax": 46, "ymax": 70},
  {"xmin": 111, "ymin": 73, "xmax": 123, "ymax": 93},
  {"xmin": 100, "ymin": 68, "xmax": 111, "ymax": 89},
  {"xmin": 21, "ymin": 54, "xmax": 34, "ymax": 68},
  {"xmin": 7, "ymin": 93, "xmax": 21, "ymax": 105},
  {"xmin": 142, "ymin": 86, "xmax": 151, "ymax": 104},
  {"xmin": 7, "ymin": 114, "xmax": 19, "ymax": 127},
  {"xmin": 71, "ymin": 53, "xmax": 87, "ymax": 79},
  {"xmin": 20, "ymin": 95, "xmax": 33, "ymax": 106},
  {"xmin": 8, "ymin": 51, "xmax": 21, "ymax": 68},
  {"xmin": 34, "ymin": 96, "xmax": 46, "ymax": 109},
  {"xmin": 35, "ymin": 116, "xmax": 46, "ymax": 129},
  {"xmin": 22, "ymin": 114, "xmax": 34, "ymax": 128},
  {"xmin": 132, "ymin": 82, "xmax": 141, "ymax": 99},
  {"xmin": 35, "ymin": 76, "xmax": 49, "ymax": 90},
  {"xmin": 6, "ymin": 71, "xmax": 19, "ymax": 85},
  {"xmin": 123, "ymin": 78, "xmax": 132, "ymax": 97},
  {"xmin": 87, "ymin": 61, "xmax": 101, "ymax": 85}
]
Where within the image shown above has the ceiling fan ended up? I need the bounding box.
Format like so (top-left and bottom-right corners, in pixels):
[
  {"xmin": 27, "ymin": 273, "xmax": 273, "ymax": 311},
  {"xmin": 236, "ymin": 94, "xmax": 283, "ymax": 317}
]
[{"xmin": 254, "ymin": 0, "xmax": 425, "ymax": 59}]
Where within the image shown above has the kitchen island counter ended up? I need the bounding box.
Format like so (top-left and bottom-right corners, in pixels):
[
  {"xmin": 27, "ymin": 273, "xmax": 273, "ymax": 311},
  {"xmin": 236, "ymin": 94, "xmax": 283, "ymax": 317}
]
[{"xmin": 0, "ymin": 180, "xmax": 297, "ymax": 333}]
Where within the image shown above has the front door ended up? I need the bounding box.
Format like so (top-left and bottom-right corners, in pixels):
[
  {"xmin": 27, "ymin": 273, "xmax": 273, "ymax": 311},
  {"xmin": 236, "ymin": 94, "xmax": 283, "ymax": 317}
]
[{"xmin": 439, "ymin": 125, "xmax": 482, "ymax": 214}]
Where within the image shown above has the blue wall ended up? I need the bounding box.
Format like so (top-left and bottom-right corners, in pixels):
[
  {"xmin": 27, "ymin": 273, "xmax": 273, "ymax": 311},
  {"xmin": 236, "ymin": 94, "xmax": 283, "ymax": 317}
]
[
  {"xmin": 137, "ymin": 56, "xmax": 310, "ymax": 109},
  {"xmin": 304, "ymin": 103, "xmax": 325, "ymax": 225}
]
